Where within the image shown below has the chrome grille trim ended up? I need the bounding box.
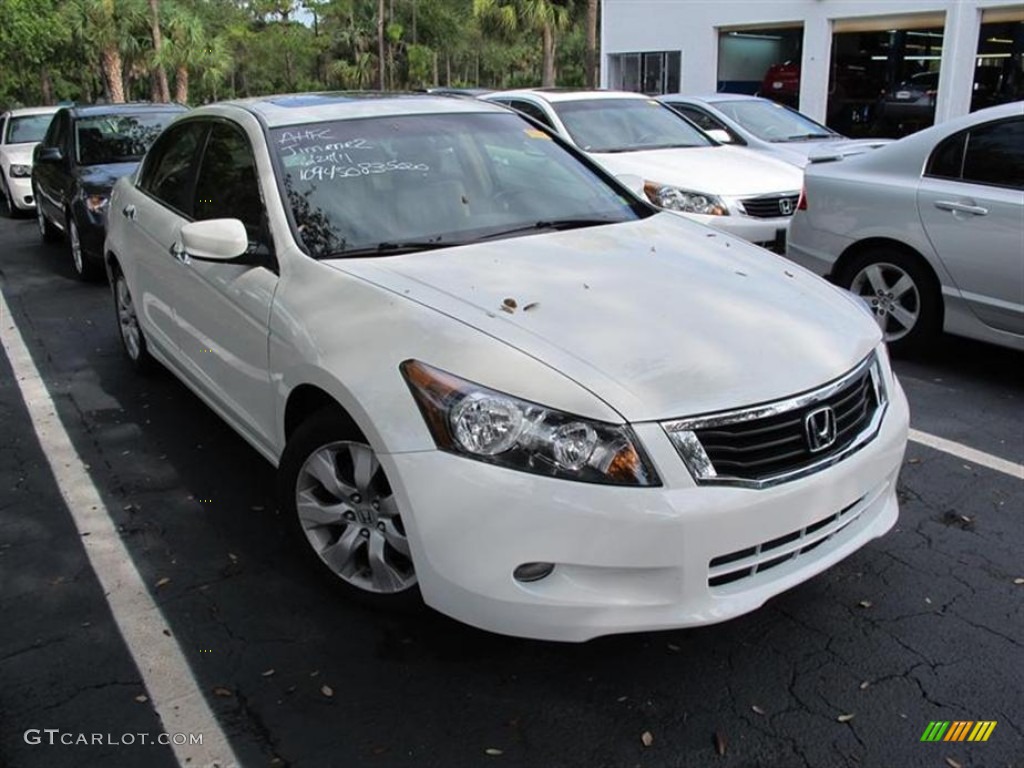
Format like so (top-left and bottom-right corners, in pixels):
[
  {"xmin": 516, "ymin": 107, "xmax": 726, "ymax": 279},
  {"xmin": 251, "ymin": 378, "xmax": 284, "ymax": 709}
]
[
  {"xmin": 662, "ymin": 353, "xmax": 888, "ymax": 489},
  {"xmin": 739, "ymin": 192, "xmax": 800, "ymax": 219}
]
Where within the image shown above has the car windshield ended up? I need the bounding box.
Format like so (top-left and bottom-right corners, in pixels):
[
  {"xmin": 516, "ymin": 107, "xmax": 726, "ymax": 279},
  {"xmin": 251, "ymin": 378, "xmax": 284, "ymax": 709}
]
[
  {"xmin": 551, "ymin": 98, "xmax": 715, "ymax": 153},
  {"xmin": 75, "ymin": 113, "xmax": 174, "ymax": 165},
  {"xmin": 713, "ymin": 100, "xmax": 835, "ymax": 142},
  {"xmin": 270, "ymin": 112, "xmax": 645, "ymax": 258},
  {"xmin": 5, "ymin": 114, "xmax": 53, "ymax": 145}
]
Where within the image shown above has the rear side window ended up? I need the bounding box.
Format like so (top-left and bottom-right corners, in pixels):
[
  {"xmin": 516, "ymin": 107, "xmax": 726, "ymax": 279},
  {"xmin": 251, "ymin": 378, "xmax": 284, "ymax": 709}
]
[
  {"xmin": 962, "ymin": 119, "xmax": 1024, "ymax": 189},
  {"xmin": 138, "ymin": 121, "xmax": 208, "ymax": 216},
  {"xmin": 925, "ymin": 118, "xmax": 1024, "ymax": 189},
  {"xmin": 193, "ymin": 122, "xmax": 262, "ymax": 233}
]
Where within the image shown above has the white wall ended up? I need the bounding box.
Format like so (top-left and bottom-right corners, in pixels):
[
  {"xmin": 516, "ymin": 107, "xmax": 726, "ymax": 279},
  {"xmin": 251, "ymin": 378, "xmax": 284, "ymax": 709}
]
[{"xmin": 601, "ymin": 0, "xmax": 1023, "ymax": 124}]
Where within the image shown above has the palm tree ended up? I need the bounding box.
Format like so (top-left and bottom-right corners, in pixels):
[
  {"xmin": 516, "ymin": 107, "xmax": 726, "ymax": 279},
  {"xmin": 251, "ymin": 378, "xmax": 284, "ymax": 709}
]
[
  {"xmin": 585, "ymin": 0, "xmax": 597, "ymax": 87},
  {"xmin": 159, "ymin": 2, "xmax": 207, "ymax": 103},
  {"xmin": 63, "ymin": 0, "xmax": 147, "ymax": 103},
  {"xmin": 148, "ymin": 0, "xmax": 170, "ymax": 101},
  {"xmin": 473, "ymin": 0, "xmax": 569, "ymax": 87}
]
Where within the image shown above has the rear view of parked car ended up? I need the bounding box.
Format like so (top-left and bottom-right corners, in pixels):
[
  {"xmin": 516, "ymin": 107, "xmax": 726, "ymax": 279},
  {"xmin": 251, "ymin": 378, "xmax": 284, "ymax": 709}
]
[
  {"xmin": 32, "ymin": 102, "xmax": 187, "ymax": 281},
  {"xmin": 0, "ymin": 106, "xmax": 58, "ymax": 216},
  {"xmin": 788, "ymin": 101, "xmax": 1024, "ymax": 354}
]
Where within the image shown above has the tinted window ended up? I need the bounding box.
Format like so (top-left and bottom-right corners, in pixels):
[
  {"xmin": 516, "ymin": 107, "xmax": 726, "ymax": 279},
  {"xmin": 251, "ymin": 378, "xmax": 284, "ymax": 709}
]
[
  {"xmin": 926, "ymin": 132, "xmax": 966, "ymax": 180},
  {"xmin": 671, "ymin": 105, "xmax": 719, "ymax": 131},
  {"xmin": 75, "ymin": 112, "xmax": 176, "ymax": 165},
  {"xmin": 962, "ymin": 119, "xmax": 1024, "ymax": 189},
  {"xmin": 138, "ymin": 122, "xmax": 208, "ymax": 215},
  {"xmin": 194, "ymin": 123, "xmax": 262, "ymax": 231},
  {"xmin": 509, "ymin": 100, "xmax": 555, "ymax": 129}
]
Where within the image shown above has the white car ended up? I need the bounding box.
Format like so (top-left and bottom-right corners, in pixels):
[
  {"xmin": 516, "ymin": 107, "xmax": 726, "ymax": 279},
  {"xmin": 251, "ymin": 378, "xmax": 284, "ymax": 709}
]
[
  {"xmin": 481, "ymin": 89, "xmax": 803, "ymax": 252},
  {"xmin": 657, "ymin": 94, "xmax": 890, "ymax": 168},
  {"xmin": 0, "ymin": 106, "xmax": 58, "ymax": 216},
  {"xmin": 105, "ymin": 94, "xmax": 908, "ymax": 641},
  {"xmin": 788, "ymin": 101, "xmax": 1024, "ymax": 354}
]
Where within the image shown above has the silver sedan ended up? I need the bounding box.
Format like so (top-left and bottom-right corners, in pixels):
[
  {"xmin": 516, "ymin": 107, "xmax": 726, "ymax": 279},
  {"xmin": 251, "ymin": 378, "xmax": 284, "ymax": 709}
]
[{"xmin": 787, "ymin": 101, "xmax": 1024, "ymax": 354}]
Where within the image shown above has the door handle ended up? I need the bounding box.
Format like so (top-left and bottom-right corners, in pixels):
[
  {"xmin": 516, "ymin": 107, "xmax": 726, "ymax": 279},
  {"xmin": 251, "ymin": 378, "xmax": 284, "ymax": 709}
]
[
  {"xmin": 934, "ymin": 200, "xmax": 988, "ymax": 216},
  {"xmin": 122, "ymin": 204, "xmax": 136, "ymax": 220},
  {"xmin": 169, "ymin": 242, "xmax": 190, "ymax": 264}
]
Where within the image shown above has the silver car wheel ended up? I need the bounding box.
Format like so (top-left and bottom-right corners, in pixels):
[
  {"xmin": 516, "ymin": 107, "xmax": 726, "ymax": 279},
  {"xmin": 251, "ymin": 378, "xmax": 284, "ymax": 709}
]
[
  {"xmin": 295, "ymin": 440, "xmax": 415, "ymax": 595},
  {"xmin": 116, "ymin": 275, "xmax": 142, "ymax": 361},
  {"xmin": 850, "ymin": 262, "xmax": 920, "ymax": 342},
  {"xmin": 36, "ymin": 203, "xmax": 47, "ymax": 236},
  {"xmin": 69, "ymin": 217, "xmax": 83, "ymax": 274}
]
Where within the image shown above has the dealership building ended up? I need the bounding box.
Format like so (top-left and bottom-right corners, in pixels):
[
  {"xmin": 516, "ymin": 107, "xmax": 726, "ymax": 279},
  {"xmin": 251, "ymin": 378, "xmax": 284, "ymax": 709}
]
[{"xmin": 600, "ymin": 0, "xmax": 1024, "ymax": 135}]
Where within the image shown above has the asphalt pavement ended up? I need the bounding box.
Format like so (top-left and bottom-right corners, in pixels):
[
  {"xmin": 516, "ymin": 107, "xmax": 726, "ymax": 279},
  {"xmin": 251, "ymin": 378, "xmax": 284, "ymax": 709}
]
[{"xmin": 1, "ymin": 213, "xmax": 1021, "ymax": 768}]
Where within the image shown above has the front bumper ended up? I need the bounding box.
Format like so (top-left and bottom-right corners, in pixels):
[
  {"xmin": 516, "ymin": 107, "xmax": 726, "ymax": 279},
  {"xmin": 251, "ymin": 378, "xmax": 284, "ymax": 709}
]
[
  {"xmin": 383, "ymin": 378, "xmax": 909, "ymax": 641},
  {"xmin": 7, "ymin": 175, "xmax": 36, "ymax": 211},
  {"xmin": 689, "ymin": 212, "xmax": 792, "ymax": 253},
  {"xmin": 73, "ymin": 204, "xmax": 109, "ymax": 260}
]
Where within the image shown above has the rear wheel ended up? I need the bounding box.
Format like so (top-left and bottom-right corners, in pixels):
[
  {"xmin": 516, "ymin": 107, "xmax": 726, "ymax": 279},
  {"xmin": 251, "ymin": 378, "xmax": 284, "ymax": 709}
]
[
  {"xmin": 278, "ymin": 409, "xmax": 420, "ymax": 608},
  {"xmin": 837, "ymin": 247, "xmax": 940, "ymax": 356},
  {"xmin": 0, "ymin": 176, "xmax": 16, "ymax": 218}
]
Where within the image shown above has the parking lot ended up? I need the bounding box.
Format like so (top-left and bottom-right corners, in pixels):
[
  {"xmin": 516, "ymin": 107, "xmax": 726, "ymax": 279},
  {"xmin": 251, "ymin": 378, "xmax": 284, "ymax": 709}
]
[{"xmin": 0, "ymin": 212, "xmax": 1021, "ymax": 768}]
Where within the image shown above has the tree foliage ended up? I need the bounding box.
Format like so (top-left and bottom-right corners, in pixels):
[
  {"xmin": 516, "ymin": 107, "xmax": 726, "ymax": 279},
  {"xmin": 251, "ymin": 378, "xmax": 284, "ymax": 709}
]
[{"xmin": 0, "ymin": 0, "xmax": 600, "ymax": 108}]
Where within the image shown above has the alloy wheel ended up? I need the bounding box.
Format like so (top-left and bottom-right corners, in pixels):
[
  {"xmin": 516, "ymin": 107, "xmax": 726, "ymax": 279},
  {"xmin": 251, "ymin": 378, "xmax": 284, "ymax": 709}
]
[
  {"xmin": 850, "ymin": 262, "xmax": 920, "ymax": 342},
  {"xmin": 69, "ymin": 217, "xmax": 83, "ymax": 275},
  {"xmin": 295, "ymin": 441, "xmax": 415, "ymax": 594},
  {"xmin": 116, "ymin": 275, "xmax": 141, "ymax": 361}
]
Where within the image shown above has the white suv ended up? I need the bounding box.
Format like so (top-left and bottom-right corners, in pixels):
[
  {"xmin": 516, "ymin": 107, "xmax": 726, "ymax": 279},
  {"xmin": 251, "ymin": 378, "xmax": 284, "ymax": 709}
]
[
  {"xmin": 0, "ymin": 106, "xmax": 58, "ymax": 216},
  {"xmin": 482, "ymin": 90, "xmax": 803, "ymax": 252}
]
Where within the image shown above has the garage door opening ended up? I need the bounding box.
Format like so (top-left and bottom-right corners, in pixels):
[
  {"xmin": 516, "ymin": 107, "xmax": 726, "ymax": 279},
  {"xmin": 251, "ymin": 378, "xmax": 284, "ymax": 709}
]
[
  {"xmin": 973, "ymin": 9, "xmax": 1024, "ymax": 112},
  {"xmin": 717, "ymin": 26, "xmax": 803, "ymax": 105}
]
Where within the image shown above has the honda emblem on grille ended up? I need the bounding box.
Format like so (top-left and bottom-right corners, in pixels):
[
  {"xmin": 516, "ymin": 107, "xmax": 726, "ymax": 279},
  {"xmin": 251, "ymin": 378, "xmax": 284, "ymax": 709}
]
[
  {"xmin": 779, "ymin": 198, "xmax": 794, "ymax": 215},
  {"xmin": 804, "ymin": 406, "xmax": 837, "ymax": 452}
]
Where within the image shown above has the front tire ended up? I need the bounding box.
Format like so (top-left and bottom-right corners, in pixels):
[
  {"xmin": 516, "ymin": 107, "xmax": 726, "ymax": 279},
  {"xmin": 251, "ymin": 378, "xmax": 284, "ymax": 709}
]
[
  {"xmin": 113, "ymin": 267, "xmax": 156, "ymax": 373},
  {"xmin": 277, "ymin": 409, "xmax": 420, "ymax": 608},
  {"xmin": 0, "ymin": 176, "xmax": 17, "ymax": 218},
  {"xmin": 836, "ymin": 247, "xmax": 941, "ymax": 356},
  {"xmin": 35, "ymin": 190, "xmax": 60, "ymax": 242},
  {"xmin": 68, "ymin": 212, "xmax": 103, "ymax": 282}
]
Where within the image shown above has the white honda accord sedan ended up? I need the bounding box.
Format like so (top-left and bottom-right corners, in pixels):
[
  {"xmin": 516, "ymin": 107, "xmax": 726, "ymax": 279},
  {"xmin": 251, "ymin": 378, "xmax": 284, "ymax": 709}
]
[{"xmin": 105, "ymin": 94, "xmax": 908, "ymax": 641}]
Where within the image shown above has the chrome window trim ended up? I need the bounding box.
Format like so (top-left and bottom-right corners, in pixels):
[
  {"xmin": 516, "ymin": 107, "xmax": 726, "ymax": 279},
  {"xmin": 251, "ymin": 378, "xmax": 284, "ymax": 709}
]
[{"xmin": 662, "ymin": 352, "xmax": 888, "ymax": 490}]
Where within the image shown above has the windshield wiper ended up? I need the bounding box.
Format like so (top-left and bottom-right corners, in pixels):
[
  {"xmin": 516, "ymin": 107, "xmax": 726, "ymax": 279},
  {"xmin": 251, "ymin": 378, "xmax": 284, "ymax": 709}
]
[
  {"xmin": 779, "ymin": 133, "xmax": 833, "ymax": 142},
  {"xmin": 475, "ymin": 218, "xmax": 616, "ymax": 241},
  {"xmin": 325, "ymin": 240, "xmax": 460, "ymax": 258}
]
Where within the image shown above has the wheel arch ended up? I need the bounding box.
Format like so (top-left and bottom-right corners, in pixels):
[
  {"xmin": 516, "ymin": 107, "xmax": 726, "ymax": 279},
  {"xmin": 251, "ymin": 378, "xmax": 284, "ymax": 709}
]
[
  {"xmin": 835, "ymin": 238, "xmax": 943, "ymax": 307},
  {"xmin": 283, "ymin": 383, "xmax": 366, "ymax": 445}
]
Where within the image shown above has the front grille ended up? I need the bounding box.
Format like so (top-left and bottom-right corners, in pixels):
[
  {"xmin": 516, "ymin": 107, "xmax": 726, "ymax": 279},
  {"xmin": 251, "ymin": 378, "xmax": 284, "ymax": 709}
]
[
  {"xmin": 740, "ymin": 193, "xmax": 799, "ymax": 219},
  {"xmin": 662, "ymin": 354, "xmax": 887, "ymax": 487},
  {"xmin": 708, "ymin": 497, "xmax": 865, "ymax": 588}
]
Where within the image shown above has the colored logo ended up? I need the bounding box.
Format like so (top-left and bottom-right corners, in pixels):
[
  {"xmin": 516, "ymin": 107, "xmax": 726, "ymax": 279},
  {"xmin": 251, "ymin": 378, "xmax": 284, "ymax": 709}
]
[{"xmin": 920, "ymin": 721, "xmax": 997, "ymax": 742}]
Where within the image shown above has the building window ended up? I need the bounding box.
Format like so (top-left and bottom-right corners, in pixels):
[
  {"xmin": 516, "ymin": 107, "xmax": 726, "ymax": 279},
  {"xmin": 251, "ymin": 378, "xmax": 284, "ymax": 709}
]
[{"xmin": 608, "ymin": 51, "xmax": 680, "ymax": 95}]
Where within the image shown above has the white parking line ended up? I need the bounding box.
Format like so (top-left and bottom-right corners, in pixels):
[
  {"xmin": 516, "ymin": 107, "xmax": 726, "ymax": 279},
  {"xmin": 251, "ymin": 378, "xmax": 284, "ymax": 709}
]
[
  {"xmin": 0, "ymin": 289, "xmax": 239, "ymax": 768},
  {"xmin": 909, "ymin": 428, "xmax": 1024, "ymax": 480}
]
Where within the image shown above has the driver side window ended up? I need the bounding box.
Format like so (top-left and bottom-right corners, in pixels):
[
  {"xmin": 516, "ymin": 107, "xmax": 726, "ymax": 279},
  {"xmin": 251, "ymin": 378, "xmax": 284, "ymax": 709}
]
[{"xmin": 193, "ymin": 122, "xmax": 264, "ymax": 235}]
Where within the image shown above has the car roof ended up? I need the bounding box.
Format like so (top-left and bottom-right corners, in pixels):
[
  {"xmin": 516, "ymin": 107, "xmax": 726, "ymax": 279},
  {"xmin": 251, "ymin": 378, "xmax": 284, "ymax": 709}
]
[
  {"xmin": 486, "ymin": 89, "xmax": 655, "ymax": 104},
  {"xmin": 3, "ymin": 106, "xmax": 61, "ymax": 118},
  {"xmin": 65, "ymin": 102, "xmax": 188, "ymax": 118},
  {"xmin": 659, "ymin": 93, "xmax": 765, "ymax": 105},
  {"xmin": 214, "ymin": 91, "xmax": 507, "ymax": 127}
]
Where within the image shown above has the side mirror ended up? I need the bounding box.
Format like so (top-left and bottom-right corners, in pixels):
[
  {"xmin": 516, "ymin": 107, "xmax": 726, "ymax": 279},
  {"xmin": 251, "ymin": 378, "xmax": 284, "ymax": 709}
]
[
  {"xmin": 706, "ymin": 128, "xmax": 732, "ymax": 144},
  {"xmin": 36, "ymin": 146, "xmax": 64, "ymax": 163},
  {"xmin": 181, "ymin": 219, "xmax": 248, "ymax": 262}
]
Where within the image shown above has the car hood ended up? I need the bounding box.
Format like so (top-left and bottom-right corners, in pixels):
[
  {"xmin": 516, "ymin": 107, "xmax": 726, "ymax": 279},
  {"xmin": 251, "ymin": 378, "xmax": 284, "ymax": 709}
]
[
  {"xmin": 78, "ymin": 162, "xmax": 139, "ymax": 193},
  {"xmin": 590, "ymin": 145, "xmax": 802, "ymax": 196},
  {"xmin": 324, "ymin": 214, "xmax": 880, "ymax": 421}
]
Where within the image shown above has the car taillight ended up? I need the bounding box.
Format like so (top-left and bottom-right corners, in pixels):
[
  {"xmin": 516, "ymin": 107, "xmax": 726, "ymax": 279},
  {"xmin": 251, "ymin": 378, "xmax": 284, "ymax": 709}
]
[{"xmin": 797, "ymin": 186, "xmax": 807, "ymax": 211}]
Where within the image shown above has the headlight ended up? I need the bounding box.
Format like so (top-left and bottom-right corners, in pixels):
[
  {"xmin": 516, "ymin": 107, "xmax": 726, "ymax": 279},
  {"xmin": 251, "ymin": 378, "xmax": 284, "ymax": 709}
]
[
  {"xmin": 85, "ymin": 194, "xmax": 109, "ymax": 214},
  {"xmin": 9, "ymin": 164, "xmax": 31, "ymax": 178},
  {"xmin": 401, "ymin": 360, "xmax": 660, "ymax": 486},
  {"xmin": 644, "ymin": 182, "xmax": 729, "ymax": 215}
]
